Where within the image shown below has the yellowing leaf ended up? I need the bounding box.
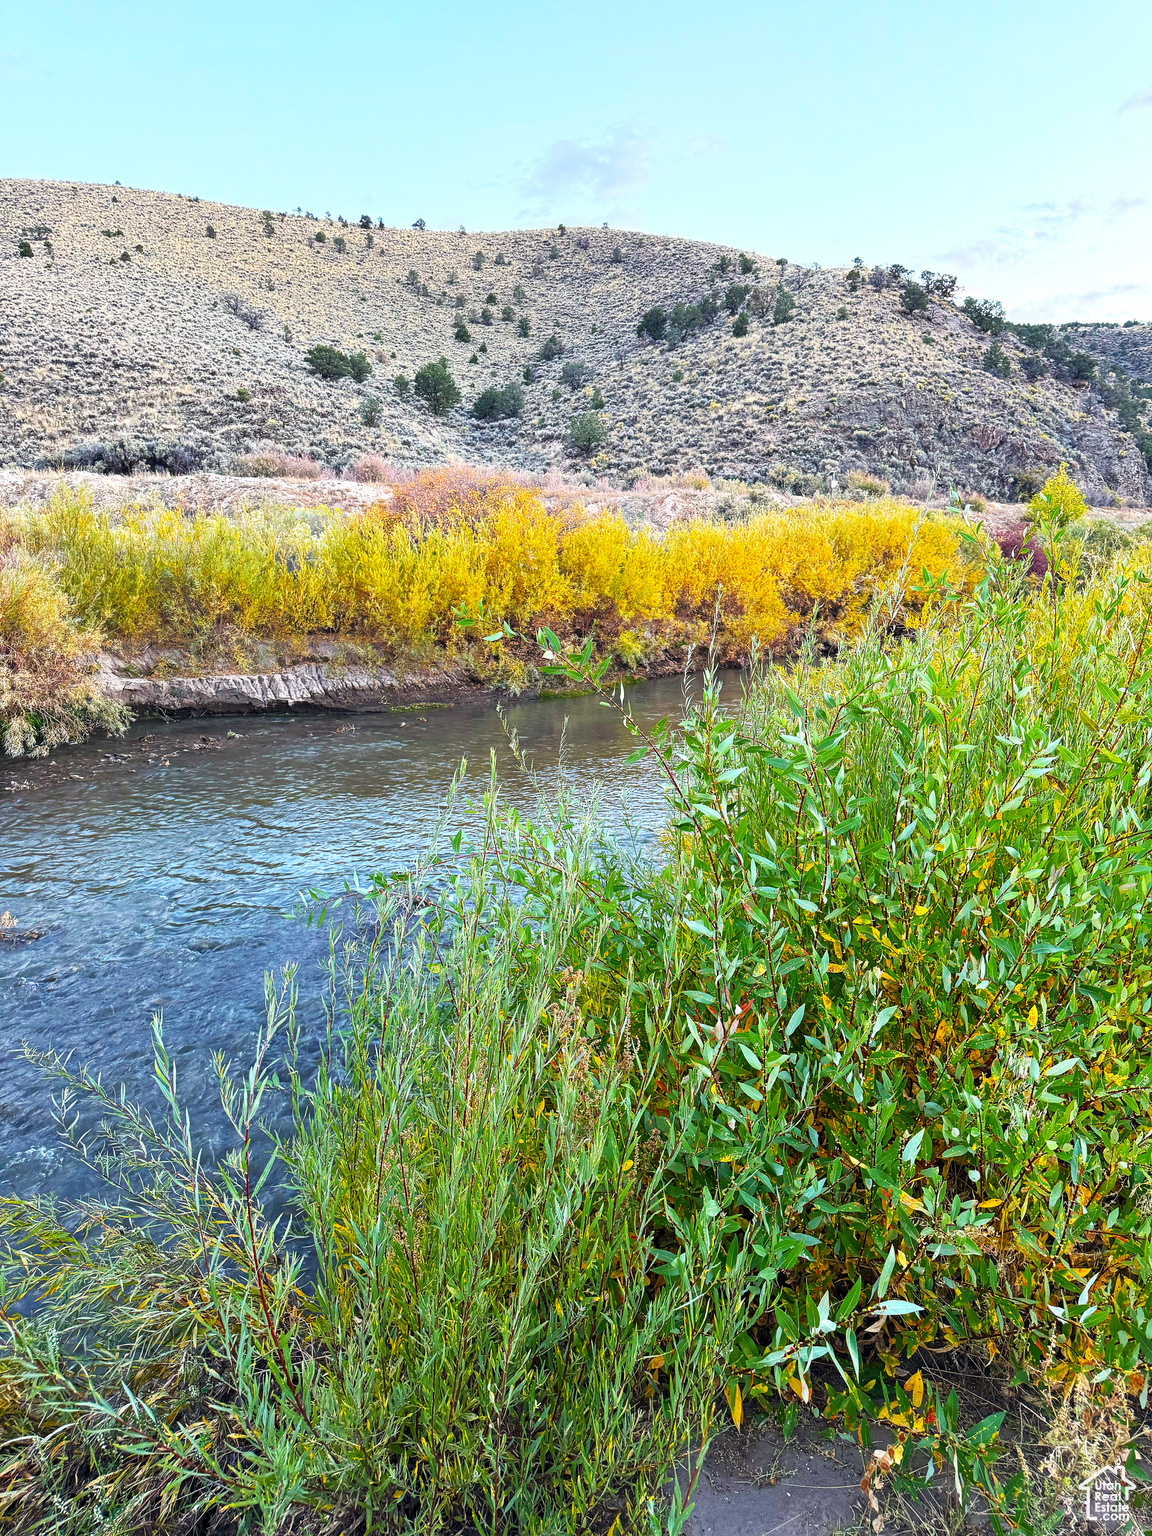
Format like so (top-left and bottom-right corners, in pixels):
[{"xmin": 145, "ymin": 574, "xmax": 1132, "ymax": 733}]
[
  {"xmin": 726, "ymin": 1382, "xmax": 744, "ymax": 1427},
  {"xmin": 906, "ymin": 1370, "xmax": 924, "ymax": 1407},
  {"xmin": 1027, "ymin": 1005, "xmax": 1038, "ymax": 1028},
  {"xmin": 621, "ymin": 1160, "xmax": 634, "ymax": 1172}
]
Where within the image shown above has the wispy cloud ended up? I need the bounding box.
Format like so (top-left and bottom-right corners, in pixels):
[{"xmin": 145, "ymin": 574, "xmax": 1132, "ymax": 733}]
[
  {"xmin": 519, "ymin": 125, "xmax": 654, "ymax": 214},
  {"xmin": 940, "ymin": 197, "xmax": 1145, "ymax": 271},
  {"xmin": 1014, "ymin": 283, "xmax": 1146, "ymax": 323},
  {"xmin": 685, "ymin": 133, "xmax": 726, "ymax": 158},
  {"xmin": 1119, "ymin": 87, "xmax": 1152, "ymax": 114}
]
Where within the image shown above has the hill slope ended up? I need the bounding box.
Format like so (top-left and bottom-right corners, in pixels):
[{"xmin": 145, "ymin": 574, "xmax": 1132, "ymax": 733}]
[{"xmin": 1, "ymin": 178, "xmax": 1149, "ymax": 502}]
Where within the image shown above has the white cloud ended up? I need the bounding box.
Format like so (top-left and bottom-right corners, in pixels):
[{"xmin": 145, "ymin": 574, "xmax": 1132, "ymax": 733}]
[
  {"xmin": 1119, "ymin": 87, "xmax": 1152, "ymax": 113},
  {"xmin": 519, "ymin": 125, "xmax": 654, "ymax": 215},
  {"xmin": 1015, "ymin": 283, "xmax": 1146, "ymax": 324},
  {"xmin": 939, "ymin": 196, "xmax": 1152, "ymax": 320}
]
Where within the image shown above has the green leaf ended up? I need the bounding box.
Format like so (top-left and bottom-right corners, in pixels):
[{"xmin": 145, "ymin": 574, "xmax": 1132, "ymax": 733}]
[
  {"xmin": 1044, "ymin": 1058, "xmax": 1080, "ymax": 1078},
  {"xmin": 874, "ymin": 1246, "xmax": 897, "ymax": 1301},
  {"xmin": 967, "ymin": 1412, "xmax": 1006, "ymax": 1447}
]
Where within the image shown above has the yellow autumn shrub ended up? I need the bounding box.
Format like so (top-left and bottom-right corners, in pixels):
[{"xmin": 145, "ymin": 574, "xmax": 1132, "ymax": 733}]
[{"xmin": 8, "ymin": 486, "xmax": 973, "ymax": 658}]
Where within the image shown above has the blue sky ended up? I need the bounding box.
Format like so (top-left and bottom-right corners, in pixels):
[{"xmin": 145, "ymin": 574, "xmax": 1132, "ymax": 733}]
[{"xmin": 2, "ymin": 0, "xmax": 1150, "ymax": 320}]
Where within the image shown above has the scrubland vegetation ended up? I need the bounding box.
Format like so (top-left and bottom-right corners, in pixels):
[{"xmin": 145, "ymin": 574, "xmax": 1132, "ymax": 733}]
[
  {"xmin": 4, "ymin": 489, "xmax": 1152, "ymax": 1533},
  {"xmin": 0, "ymin": 470, "xmax": 969, "ymax": 753},
  {"xmin": 0, "ymin": 554, "xmax": 128, "ymax": 757}
]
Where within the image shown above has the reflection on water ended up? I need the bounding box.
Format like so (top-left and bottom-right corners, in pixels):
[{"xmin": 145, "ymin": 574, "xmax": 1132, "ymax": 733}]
[{"xmin": 1, "ymin": 674, "xmax": 731, "ymax": 1198}]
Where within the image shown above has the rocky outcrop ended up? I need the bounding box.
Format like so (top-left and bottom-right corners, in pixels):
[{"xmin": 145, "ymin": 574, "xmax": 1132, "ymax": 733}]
[{"xmin": 1065, "ymin": 324, "xmax": 1152, "ymax": 386}]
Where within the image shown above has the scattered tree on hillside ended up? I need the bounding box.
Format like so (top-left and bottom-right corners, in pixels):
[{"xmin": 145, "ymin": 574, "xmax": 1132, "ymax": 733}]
[
  {"xmin": 637, "ymin": 307, "xmax": 668, "ymax": 341},
  {"xmin": 899, "ymin": 281, "xmax": 930, "ymax": 316},
  {"xmin": 305, "ymin": 345, "xmax": 372, "ymax": 382},
  {"xmin": 772, "ymin": 288, "xmax": 796, "ymax": 325},
  {"xmin": 983, "ymin": 341, "xmax": 1012, "ymax": 379},
  {"xmin": 537, "ymin": 334, "xmax": 564, "ymax": 361},
  {"xmin": 471, "ymin": 382, "xmax": 525, "ymax": 420},
  {"xmin": 413, "ymin": 358, "xmax": 460, "ymax": 415},
  {"xmin": 560, "ymin": 360, "xmax": 592, "ymax": 389},
  {"xmin": 568, "ymin": 411, "xmax": 608, "ymax": 454},
  {"xmin": 223, "ymin": 293, "xmax": 264, "ymax": 331},
  {"xmin": 963, "ymin": 296, "xmax": 1006, "ymax": 335}
]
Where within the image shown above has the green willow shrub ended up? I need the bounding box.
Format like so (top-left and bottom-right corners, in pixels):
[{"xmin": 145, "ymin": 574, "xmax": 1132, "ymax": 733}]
[
  {"xmin": 530, "ymin": 541, "xmax": 1152, "ymax": 1527},
  {"xmin": 0, "ymin": 790, "xmax": 745, "ymax": 1533}
]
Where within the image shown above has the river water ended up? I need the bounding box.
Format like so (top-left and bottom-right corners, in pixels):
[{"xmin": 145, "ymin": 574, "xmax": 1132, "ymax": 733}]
[{"xmin": 1, "ymin": 675, "xmax": 725, "ymax": 1200}]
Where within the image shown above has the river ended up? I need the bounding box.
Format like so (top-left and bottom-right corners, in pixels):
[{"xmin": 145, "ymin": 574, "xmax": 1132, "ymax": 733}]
[{"xmin": 1, "ymin": 674, "xmax": 731, "ymax": 1200}]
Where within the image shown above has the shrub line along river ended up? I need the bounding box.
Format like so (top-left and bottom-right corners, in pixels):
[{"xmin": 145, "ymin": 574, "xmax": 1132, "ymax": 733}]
[{"xmin": 0, "ymin": 675, "xmax": 732, "ymax": 1200}]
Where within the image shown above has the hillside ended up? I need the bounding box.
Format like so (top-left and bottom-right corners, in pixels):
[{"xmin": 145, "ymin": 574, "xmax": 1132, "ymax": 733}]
[
  {"xmin": 1, "ymin": 178, "xmax": 1149, "ymax": 503},
  {"xmin": 1062, "ymin": 321, "xmax": 1152, "ymax": 385}
]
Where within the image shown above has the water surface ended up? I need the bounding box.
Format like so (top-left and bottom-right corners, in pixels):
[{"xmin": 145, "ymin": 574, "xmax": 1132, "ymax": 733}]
[{"xmin": 0, "ymin": 676, "xmax": 718, "ymax": 1198}]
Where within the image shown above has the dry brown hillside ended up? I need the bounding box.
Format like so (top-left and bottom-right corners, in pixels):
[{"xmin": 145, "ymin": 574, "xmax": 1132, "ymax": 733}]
[{"xmin": 1, "ymin": 178, "xmax": 1148, "ymax": 503}]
